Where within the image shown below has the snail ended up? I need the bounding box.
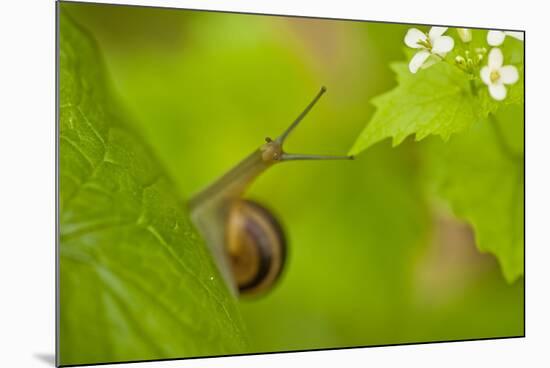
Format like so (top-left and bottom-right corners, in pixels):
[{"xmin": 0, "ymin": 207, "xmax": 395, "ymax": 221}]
[{"xmin": 189, "ymin": 87, "xmax": 353, "ymax": 296}]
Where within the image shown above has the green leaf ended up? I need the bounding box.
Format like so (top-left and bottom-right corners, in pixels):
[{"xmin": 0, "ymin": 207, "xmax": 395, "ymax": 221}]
[
  {"xmin": 349, "ymin": 28, "xmax": 524, "ymax": 156},
  {"xmin": 348, "ymin": 28, "xmax": 524, "ymax": 281},
  {"xmin": 423, "ymin": 104, "xmax": 524, "ymax": 282},
  {"xmin": 349, "ymin": 61, "xmax": 478, "ymax": 155},
  {"xmin": 59, "ymin": 12, "xmax": 247, "ymax": 365}
]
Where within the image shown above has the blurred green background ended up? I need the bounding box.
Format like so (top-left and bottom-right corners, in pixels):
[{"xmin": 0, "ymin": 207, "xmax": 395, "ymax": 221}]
[{"xmin": 62, "ymin": 2, "xmax": 523, "ymax": 353}]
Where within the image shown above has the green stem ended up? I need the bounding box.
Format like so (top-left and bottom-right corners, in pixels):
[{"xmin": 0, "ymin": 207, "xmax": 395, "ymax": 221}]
[{"xmin": 488, "ymin": 114, "xmax": 521, "ymax": 161}]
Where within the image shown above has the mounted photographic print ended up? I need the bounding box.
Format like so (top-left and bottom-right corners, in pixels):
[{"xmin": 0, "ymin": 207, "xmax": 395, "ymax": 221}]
[{"xmin": 57, "ymin": 1, "xmax": 524, "ymax": 366}]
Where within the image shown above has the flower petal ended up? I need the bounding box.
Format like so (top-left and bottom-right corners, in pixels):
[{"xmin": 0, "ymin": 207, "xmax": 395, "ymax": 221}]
[
  {"xmin": 505, "ymin": 31, "xmax": 524, "ymax": 41},
  {"xmin": 500, "ymin": 65, "xmax": 519, "ymax": 84},
  {"xmin": 421, "ymin": 55, "xmax": 439, "ymax": 70},
  {"xmin": 409, "ymin": 50, "xmax": 430, "ymax": 73},
  {"xmin": 487, "ymin": 30, "xmax": 506, "ymax": 46},
  {"xmin": 432, "ymin": 35, "xmax": 454, "ymax": 54},
  {"xmin": 429, "ymin": 26, "xmax": 448, "ymax": 39},
  {"xmin": 489, "ymin": 83, "xmax": 507, "ymax": 101},
  {"xmin": 480, "ymin": 66, "xmax": 491, "ymax": 86},
  {"xmin": 405, "ymin": 28, "xmax": 426, "ymax": 48},
  {"xmin": 488, "ymin": 48, "xmax": 503, "ymax": 69}
]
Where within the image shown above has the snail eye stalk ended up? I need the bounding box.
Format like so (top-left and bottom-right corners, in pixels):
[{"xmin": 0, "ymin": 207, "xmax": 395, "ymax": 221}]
[
  {"xmin": 281, "ymin": 153, "xmax": 354, "ymax": 161},
  {"xmin": 275, "ymin": 86, "xmax": 327, "ymax": 144},
  {"xmin": 276, "ymin": 86, "xmax": 353, "ymax": 161}
]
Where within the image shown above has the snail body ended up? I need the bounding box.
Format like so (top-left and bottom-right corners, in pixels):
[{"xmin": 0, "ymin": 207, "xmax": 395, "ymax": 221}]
[{"xmin": 189, "ymin": 87, "xmax": 352, "ymax": 296}]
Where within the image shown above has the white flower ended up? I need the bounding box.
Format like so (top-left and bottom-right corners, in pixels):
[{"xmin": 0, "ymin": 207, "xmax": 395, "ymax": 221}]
[
  {"xmin": 480, "ymin": 48, "xmax": 519, "ymax": 101},
  {"xmin": 457, "ymin": 28, "xmax": 472, "ymax": 43},
  {"xmin": 487, "ymin": 30, "xmax": 524, "ymax": 46},
  {"xmin": 404, "ymin": 27, "xmax": 455, "ymax": 73}
]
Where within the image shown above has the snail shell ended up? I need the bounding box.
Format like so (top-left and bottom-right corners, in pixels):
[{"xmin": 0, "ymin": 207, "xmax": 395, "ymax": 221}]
[{"xmin": 226, "ymin": 199, "xmax": 286, "ymax": 295}]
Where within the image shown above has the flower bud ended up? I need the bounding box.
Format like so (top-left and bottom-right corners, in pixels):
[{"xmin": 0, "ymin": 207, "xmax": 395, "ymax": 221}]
[
  {"xmin": 475, "ymin": 47, "xmax": 487, "ymax": 54},
  {"xmin": 457, "ymin": 28, "xmax": 472, "ymax": 43}
]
